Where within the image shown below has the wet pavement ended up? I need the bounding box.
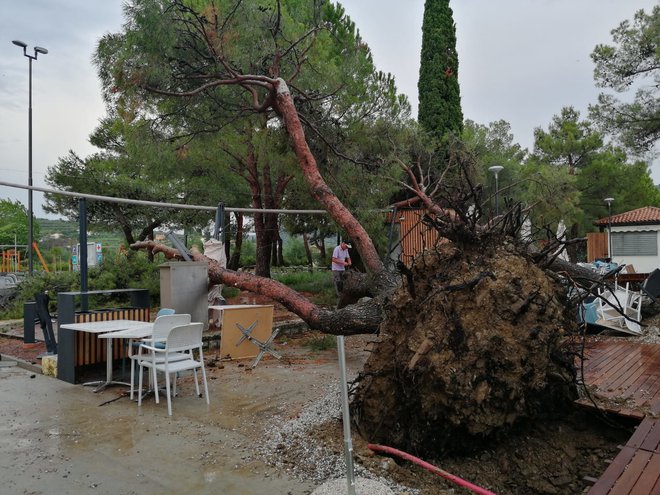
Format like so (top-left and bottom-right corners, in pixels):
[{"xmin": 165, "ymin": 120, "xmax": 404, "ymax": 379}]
[{"xmin": 0, "ymin": 344, "xmax": 352, "ymax": 495}]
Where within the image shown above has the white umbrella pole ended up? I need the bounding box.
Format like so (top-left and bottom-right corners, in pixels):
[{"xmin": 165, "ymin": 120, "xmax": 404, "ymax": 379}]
[{"xmin": 337, "ymin": 335, "xmax": 357, "ymax": 495}]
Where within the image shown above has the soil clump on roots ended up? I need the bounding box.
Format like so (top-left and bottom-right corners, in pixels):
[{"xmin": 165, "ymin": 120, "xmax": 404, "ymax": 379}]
[{"xmin": 353, "ymin": 237, "xmax": 579, "ymax": 455}]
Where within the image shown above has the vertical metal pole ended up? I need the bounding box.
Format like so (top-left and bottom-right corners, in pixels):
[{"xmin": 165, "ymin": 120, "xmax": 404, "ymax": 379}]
[
  {"xmin": 337, "ymin": 335, "xmax": 357, "ymax": 495},
  {"xmin": 214, "ymin": 202, "xmax": 225, "ymax": 242},
  {"xmin": 607, "ymin": 203, "xmax": 612, "ymax": 260},
  {"xmin": 27, "ymin": 57, "xmax": 33, "ymax": 274},
  {"xmin": 604, "ymin": 198, "xmax": 614, "ymax": 261},
  {"xmin": 79, "ymin": 198, "xmax": 88, "ymax": 312},
  {"xmin": 494, "ymin": 173, "xmax": 500, "ymax": 216}
]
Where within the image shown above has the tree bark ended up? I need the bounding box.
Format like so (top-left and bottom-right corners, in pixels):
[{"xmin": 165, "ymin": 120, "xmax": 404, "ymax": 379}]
[
  {"xmin": 227, "ymin": 212, "xmax": 243, "ymax": 271},
  {"xmin": 272, "ymin": 79, "xmax": 386, "ymax": 282},
  {"xmin": 132, "ymin": 240, "xmax": 387, "ymax": 334},
  {"xmin": 303, "ymin": 233, "xmax": 313, "ymax": 268}
]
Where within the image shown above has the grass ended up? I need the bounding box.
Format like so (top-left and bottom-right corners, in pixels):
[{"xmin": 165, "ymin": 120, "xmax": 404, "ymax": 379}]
[
  {"xmin": 273, "ymin": 270, "xmax": 336, "ymax": 306},
  {"xmin": 306, "ymin": 334, "xmax": 337, "ymax": 351}
]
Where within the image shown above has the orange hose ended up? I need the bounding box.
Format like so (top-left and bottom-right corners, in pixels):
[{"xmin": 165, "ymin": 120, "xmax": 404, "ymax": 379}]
[{"xmin": 368, "ymin": 444, "xmax": 497, "ymax": 495}]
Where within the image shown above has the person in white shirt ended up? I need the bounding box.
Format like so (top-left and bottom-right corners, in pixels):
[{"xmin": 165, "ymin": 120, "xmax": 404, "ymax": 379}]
[{"xmin": 331, "ymin": 240, "xmax": 352, "ymax": 295}]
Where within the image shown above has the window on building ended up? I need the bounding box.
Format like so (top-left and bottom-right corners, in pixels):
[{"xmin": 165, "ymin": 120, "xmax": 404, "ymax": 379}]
[{"xmin": 611, "ymin": 231, "xmax": 658, "ymax": 256}]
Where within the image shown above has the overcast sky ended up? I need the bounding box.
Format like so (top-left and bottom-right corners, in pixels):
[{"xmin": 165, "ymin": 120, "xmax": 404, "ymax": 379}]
[{"xmin": 1, "ymin": 0, "xmax": 657, "ymax": 218}]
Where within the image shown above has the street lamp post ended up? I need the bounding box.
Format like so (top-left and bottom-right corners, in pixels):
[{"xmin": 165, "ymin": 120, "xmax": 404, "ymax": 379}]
[
  {"xmin": 13, "ymin": 40, "xmax": 48, "ymax": 275},
  {"xmin": 604, "ymin": 197, "xmax": 614, "ymax": 261},
  {"xmin": 488, "ymin": 165, "xmax": 504, "ymax": 216}
]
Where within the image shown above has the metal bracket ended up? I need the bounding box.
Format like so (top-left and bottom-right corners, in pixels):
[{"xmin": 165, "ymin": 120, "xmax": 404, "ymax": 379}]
[
  {"xmin": 235, "ymin": 322, "xmax": 282, "ymax": 368},
  {"xmin": 166, "ymin": 232, "xmax": 192, "ymax": 261}
]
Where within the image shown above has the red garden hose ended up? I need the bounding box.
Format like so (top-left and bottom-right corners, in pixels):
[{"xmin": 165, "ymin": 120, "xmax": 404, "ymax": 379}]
[{"xmin": 368, "ymin": 443, "xmax": 497, "ymax": 495}]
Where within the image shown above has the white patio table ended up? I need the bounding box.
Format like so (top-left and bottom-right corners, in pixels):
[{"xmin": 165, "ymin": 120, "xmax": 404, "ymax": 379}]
[
  {"xmin": 208, "ymin": 304, "xmax": 277, "ymax": 367},
  {"xmin": 59, "ymin": 320, "xmax": 152, "ymax": 392}
]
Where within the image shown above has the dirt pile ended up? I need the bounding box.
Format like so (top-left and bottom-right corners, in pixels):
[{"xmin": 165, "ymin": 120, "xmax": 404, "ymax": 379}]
[{"xmin": 353, "ymin": 238, "xmax": 578, "ymax": 454}]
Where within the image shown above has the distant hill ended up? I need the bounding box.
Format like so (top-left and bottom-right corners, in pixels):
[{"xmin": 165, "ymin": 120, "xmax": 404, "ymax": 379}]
[
  {"xmin": 37, "ymin": 218, "xmax": 126, "ymax": 249},
  {"xmin": 38, "ymin": 218, "xmax": 79, "ymax": 239}
]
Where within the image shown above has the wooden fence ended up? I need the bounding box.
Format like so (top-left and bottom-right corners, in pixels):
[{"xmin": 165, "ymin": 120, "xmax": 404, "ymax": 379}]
[
  {"xmin": 587, "ymin": 232, "xmax": 608, "ymax": 262},
  {"xmin": 73, "ymin": 308, "xmax": 150, "ymax": 367},
  {"xmin": 396, "ymin": 209, "xmax": 439, "ymax": 268}
]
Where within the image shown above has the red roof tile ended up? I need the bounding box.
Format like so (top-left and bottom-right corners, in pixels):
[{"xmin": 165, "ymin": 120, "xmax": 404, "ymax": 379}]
[{"xmin": 594, "ymin": 206, "xmax": 660, "ymax": 227}]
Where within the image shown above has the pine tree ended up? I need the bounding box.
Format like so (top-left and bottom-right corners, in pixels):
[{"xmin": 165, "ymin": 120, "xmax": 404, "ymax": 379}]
[{"xmin": 418, "ymin": 0, "xmax": 463, "ymax": 138}]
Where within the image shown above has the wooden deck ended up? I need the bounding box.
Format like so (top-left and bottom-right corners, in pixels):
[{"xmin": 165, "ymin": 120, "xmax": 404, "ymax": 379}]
[
  {"xmin": 587, "ymin": 417, "xmax": 660, "ymax": 494},
  {"xmin": 576, "ymin": 340, "xmax": 660, "ymax": 419},
  {"xmin": 578, "ymin": 339, "xmax": 660, "ymax": 494}
]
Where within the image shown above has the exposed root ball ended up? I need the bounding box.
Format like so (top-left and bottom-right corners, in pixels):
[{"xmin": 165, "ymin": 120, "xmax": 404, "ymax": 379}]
[{"xmin": 353, "ymin": 239, "xmax": 577, "ymax": 454}]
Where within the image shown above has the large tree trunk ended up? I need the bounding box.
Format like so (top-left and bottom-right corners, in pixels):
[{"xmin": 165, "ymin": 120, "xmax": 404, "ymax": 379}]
[
  {"xmin": 303, "ymin": 233, "xmax": 313, "ymax": 268},
  {"xmin": 227, "ymin": 212, "xmax": 243, "ymax": 271},
  {"xmin": 132, "ymin": 240, "xmax": 390, "ymax": 334},
  {"xmin": 272, "ymin": 80, "xmax": 386, "ymax": 282}
]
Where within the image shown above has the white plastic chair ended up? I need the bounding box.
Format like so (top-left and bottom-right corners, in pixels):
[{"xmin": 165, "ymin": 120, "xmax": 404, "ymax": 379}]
[
  {"xmin": 597, "ymin": 284, "xmax": 642, "ymax": 335},
  {"xmin": 137, "ymin": 322, "xmax": 209, "ymax": 416},
  {"xmin": 129, "ymin": 313, "xmax": 192, "ymax": 400},
  {"xmin": 597, "ymin": 286, "xmax": 630, "ymax": 324}
]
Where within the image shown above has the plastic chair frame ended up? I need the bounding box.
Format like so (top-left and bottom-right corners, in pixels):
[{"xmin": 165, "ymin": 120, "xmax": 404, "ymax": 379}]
[
  {"xmin": 137, "ymin": 322, "xmax": 209, "ymax": 416},
  {"xmin": 129, "ymin": 313, "xmax": 191, "ymax": 400}
]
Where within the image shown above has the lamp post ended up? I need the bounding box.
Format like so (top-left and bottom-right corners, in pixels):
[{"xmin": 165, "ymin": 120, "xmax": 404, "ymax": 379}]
[
  {"xmin": 604, "ymin": 197, "xmax": 614, "ymax": 261},
  {"xmin": 13, "ymin": 40, "xmax": 48, "ymax": 275},
  {"xmin": 488, "ymin": 165, "xmax": 504, "ymax": 215}
]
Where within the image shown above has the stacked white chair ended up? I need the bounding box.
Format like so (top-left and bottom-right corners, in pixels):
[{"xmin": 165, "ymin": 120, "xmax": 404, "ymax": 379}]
[
  {"xmin": 137, "ymin": 322, "xmax": 209, "ymax": 416},
  {"xmin": 129, "ymin": 313, "xmax": 191, "ymax": 400}
]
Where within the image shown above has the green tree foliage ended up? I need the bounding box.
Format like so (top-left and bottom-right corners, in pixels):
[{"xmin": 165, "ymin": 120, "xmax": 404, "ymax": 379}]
[
  {"xmin": 532, "ymin": 107, "xmax": 604, "ymax": 174},
  {"xmin": 0, "ymin": 251, "xmax": 161, "ymax": 318},
  {"xmin": 418, "ymin": 0, "xmax": 463, "ymax": 139},
  {"xmin": 589, "ymin": 6, "xmax": 660, "ymax": 155},
  {"xmin": 530, "ymin": 107, "xmax": 659, "ymax": 240},
  {"xmin": 0, "ymin": 199, "xmax": 39, "ymax": 248},
  {"xmin": 45, "ymin": 112, "xmax": 241, "ymax": 247},
  {"xmin": 461, "ymin": 120, "xmax": 531, "ymax": 217},
  {"xmin": 94, "ymin": 0, "xmax": 409, "ymax": 276}
]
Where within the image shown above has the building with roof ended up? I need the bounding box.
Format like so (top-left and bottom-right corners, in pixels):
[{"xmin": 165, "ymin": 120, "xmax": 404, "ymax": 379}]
[{"xmin": 593, "ymin": 206, "xmax": 660, "ymax": 273}]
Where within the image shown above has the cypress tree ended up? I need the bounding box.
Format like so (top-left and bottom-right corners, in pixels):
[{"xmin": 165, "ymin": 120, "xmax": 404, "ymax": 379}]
[{"xmin": 418, "ymin": 0, "xmax": 463, "ymax": 139}]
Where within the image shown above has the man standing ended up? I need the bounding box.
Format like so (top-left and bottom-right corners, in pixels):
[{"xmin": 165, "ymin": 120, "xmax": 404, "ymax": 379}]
[{"xmin": 331, "ymin": 240, "xmax": 352, "ymax": 295}]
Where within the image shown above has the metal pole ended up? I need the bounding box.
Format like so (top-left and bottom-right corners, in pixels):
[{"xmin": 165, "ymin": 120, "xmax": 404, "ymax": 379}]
[
  {"xmin": 608, "ymin": 204, "xmax": 612, "ymax": 260},
  {"xmin": 13, "ymin": 41, "xmax": 47, "ymax": 274},
  {"xmin": 27, "ymin": 56, "xmax": 33, "ymax": 274},
  {"xmin": 494, "ymin": 173, "xmax": 500, "ymax": 216},
  {"xmin": 219, "ymin": 202, "xmax": 225, "ymax": 243},
  {"xmin": 79, "ymin": 198, "xmax": 88, "ymax": 312},
  {"xmin": 604, "ymin": 197, "xmax": 614, "ymax": 261},
  {"xmin": 337, "ymin": 335, "xmax": 357, "ymax": 495}
]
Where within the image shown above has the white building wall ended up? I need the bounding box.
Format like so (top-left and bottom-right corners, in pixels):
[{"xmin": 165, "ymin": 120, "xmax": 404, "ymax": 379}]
[{"xmin": 610, "ymin": 225, "xmax": 660, "ymax": 273}]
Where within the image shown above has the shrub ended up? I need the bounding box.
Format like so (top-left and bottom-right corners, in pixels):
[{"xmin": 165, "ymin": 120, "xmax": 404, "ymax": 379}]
[{"xmin": 0, "ymin": 251, "xmax": 161, "ymax": 319}]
